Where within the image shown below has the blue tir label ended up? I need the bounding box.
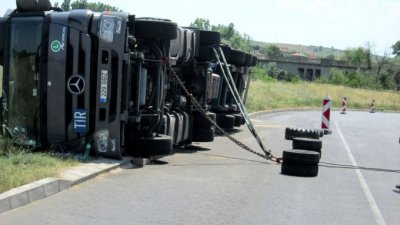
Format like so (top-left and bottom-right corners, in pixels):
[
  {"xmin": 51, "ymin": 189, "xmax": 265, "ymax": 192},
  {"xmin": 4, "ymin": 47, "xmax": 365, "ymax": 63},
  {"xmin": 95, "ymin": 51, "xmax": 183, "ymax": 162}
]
[
  {"xmin": 100, "ymin": 70, "xmax": 108, "ymax": 103},
  {"xmin": 73, "ymin": 109, "xmax": 88, "ymax": 134}
]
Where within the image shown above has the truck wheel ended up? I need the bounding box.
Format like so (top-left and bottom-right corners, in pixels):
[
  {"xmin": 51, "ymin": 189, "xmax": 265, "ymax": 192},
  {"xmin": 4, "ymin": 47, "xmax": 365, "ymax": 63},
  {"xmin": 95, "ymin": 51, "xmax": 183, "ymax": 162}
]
[
  {"xmin": 281, "ymin": 162, "xmax": 319, "ymax": 177},
  {"xmin": 192, "ymin": 128, "xmax": 215, "ymax": 142},
  {"xmin": 228, "ymin": 50, "xmax": 246, "ymax": 65},
  {"xmin": 282, "ymin": 149, "xmax": 320, "ymax": 165},
  {"xmin": 193, "ymin": 112, "xmax": 216, "ymax": 129},
  {"xmin": 199, "ymin": 30, "xmax": 221, "ymax": 45},
  {"xmin": 292, "ymin": 137, "xmax": 322, "ymax": 151},
  {"xmin": 128, "ymin": 134, "xmax": 173, "ymax": 158},
  {"xmin": 285, "ymin": 127, "xmax": 320, "ymax": 140},
  {"xmin": 17, "ymin": 0, "xmax": 37, "ymax": 11},
  {"xmin": 220, "ymin": 45, "xmax": 231, "ymax": 62},
  {"xmin": 233, "ymin": 114, "xmax": 243, "ymax": 127},
  {"xmin": 37, "ymin": 0, "xmax": 51, "ymax": 11},
  {"xmin": 216, "ymin": 114, "xmax": 235, "ymax": 130},
  {"xmin": 134, "ymin": 18, "xmax": 178, "ymax": 40},
  {"xmin": 198, "ymin": 46, "xmax": 215, "ymax": 61},
  {"xmin": 251, "ymin": 56, "xmax": 258, "ymax": 66},
  {"xmin": 244, "ymin": 53, "xmax": 253, "ymax": 67}
]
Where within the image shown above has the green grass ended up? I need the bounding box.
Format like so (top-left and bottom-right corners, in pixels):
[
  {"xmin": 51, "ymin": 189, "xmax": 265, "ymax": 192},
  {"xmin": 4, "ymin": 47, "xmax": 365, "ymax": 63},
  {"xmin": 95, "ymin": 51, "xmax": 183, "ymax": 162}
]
[
  {"xmin": 0, "ymin": 139, "xmax": 78, "ymax": 193},
  {"xmin": 246, "ymin": 80, "xmax": 400, "ymax": 112}
]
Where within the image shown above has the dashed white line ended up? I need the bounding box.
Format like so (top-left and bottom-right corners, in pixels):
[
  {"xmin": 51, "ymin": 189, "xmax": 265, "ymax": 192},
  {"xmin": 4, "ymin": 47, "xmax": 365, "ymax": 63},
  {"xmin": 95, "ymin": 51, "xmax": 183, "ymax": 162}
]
[{"xmin": 335, "ymin": 121, "xmax": 386, "ymax": 225}]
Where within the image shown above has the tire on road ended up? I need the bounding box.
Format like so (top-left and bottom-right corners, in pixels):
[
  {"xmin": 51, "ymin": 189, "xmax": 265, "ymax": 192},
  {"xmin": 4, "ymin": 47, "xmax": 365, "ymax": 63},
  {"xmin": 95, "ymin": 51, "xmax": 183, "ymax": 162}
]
[
  {"xmin": 216, "ymin": 114, "xmax": 235, "ymax": 130},
  {"xmin": 233, "ymin": 114, "xmax": 243, "ymax": 127},
  {"xmin": 281, "ymin": 162, "xmax": 319, "ymax": 177},
  {"xmin": 282, "ymin": 149, "xmax": 320, "ymax": 165},
  {"xmin": 192, "ymin": 128, "xmax": 215, "ymax": 142},
  {"xmin": 127, "ymin": 134, "xmax": 173, "ymax": 158},
  {"xmin": 292, "ymin": 137, "xmax": 322, "ymax": 151},
  {"xmin": 285, "ymin": 127, "xmax": 320, "ymax": 140}
]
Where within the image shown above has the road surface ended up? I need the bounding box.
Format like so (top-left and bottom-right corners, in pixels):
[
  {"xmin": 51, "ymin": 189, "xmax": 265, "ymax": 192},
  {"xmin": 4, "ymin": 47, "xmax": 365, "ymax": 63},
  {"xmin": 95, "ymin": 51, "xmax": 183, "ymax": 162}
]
[{"xmin": 0, "ymin": 111, "xmax": 399, "ymax": 225}]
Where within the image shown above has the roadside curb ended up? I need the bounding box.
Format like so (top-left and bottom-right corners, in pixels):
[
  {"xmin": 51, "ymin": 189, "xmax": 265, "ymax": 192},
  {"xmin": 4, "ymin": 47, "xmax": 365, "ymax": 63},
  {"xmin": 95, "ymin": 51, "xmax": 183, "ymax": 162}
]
[{"xmin": 0, "ymin": 156, "xmax": 133, "ymax": 214}]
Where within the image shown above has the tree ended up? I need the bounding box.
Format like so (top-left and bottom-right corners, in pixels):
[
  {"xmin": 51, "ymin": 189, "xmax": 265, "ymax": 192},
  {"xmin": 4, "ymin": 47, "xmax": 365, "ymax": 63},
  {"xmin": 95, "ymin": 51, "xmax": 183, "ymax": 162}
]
[
  {"xmin": 340, "ymin": 47, "xmax": 368, "ymax": 67},
  {"xmin": 190, "ymin": 18, "xmax": 211, "ymax": 30},
  {"xmin": 263, "ymin": 45, "xmax": 283, "ymax": 58},
  {"xmin": 70, "ymin": 0, "xmax": 87, "ymax": 9},
  {"xmin": 61, "ymin": 0, "xmax": 71, "ymax": 11},
  {"xmin": 392, "ymin": 40, "xmax": 400, "ymax": 57},
  {"xmin": 70, "ymin": 0, "xmax": 120, "ymax": 11}
]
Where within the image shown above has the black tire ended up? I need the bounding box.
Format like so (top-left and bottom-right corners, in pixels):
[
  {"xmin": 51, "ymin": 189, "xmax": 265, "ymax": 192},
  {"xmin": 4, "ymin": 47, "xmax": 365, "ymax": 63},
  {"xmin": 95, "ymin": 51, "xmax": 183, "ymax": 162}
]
[
  {"xmin": 134, "ymin": 18, "xmax": 178, "ymax": 40},
  {"xmin": 285, "ymin": 127, "xmax": 320, "ymax": 140},
  {"xmin": 193, "ymin": 112, "xmax": 216, "ymax": 130},
  {"xmin": 198, "ymin": 46, "xmax": 215, "ymax": 61},
  {"xmin": 199, "ymin": 30, "xmax": 221, "ymax": 45},
  {"xmin": 216, "ymin": 114, "xmax": 235, "ymax": 130},
  {"xmin": 192, "ymin": 128, "xmax": 215, "ymax": 142},
  {"xmin": 282, "ymin": 149, "xmax": 320, "ymax": 165},
  {"xmin": 228, "ymin": 50, "xmax": 246, "ymax": 65},
  {"xmin": 17, "ymin": 0, "xmax": 37, "ymax": 11},
  {"xmin": 244, "ymin": 53, "xmax": 253, "ymax": 67},
  {"xmin": 292, "ymin": 137, "xmax": 322, "ymax": 151},
  {"xmin": 281, "ymin": 162, "xmax": 319, "ymax": 177},
  {"xmin": 37, "ymin": 0, "xmax": 51, "ymax": 11},
  {"xmin": 251, "ymin": 56, "xmax": 258, "ymax": 66},
  {"xmin": 220, "ymin": 45, "xmax": 231, "ymax": 62},
  {"xmin": 127, "ymin": 134, "xmax": 173, "ymax": 158},
  {"xmin": 233, "ymin": 114, "xmax": 243, "ymax": 127}
]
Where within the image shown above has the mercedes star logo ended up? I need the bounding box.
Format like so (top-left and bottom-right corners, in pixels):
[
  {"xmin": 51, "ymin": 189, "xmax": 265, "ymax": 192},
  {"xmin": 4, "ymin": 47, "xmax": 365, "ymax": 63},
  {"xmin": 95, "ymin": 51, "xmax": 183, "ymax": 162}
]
[{"xmin": 67, "ymin": 75, "xmax": 85, "ymax": 95}]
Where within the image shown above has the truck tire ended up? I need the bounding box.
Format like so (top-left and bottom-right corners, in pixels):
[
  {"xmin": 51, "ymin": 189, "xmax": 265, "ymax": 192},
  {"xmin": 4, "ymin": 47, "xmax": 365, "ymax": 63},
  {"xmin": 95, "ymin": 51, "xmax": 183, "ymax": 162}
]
[
  {"xmin": 220, "ymin": 45, "xmax": 231, "ymax": 62},
  {"xmin": 216, "ymin": 114, "xmax": 235, "ymax": 130},
  {"xmin": 292, "ymin": 137, "xmax": 322, "ymax": 152},
  {"xmin": 199, "ymin": 30, "xmax": 221, "ymax": 45},
  {"xmin": 285, "ymin": 127, "xmax": 320, "ymax": 140},
  {"xmin": 244, "ymin": 53, "xmax": 253, "ymax": 67},
  {"xmin": 282, "ymin": 149, "xmax": 320, "ymax": 165},
  {"xmin": 198, "ymin": 46, "xmax": 215, "ymax": 61},
  {"xmin": 192, "ymin": 128, "xmax": 215, "ymax": 142},
  {"xmin": 228, "ymin": 50, "xmax": 246, "ymax": 65},
  {"xmin": 251, "ymin": 56, "xmax": 258, "ymax": 66},
  {"xmin": 17, "ymin": 0, "xmax": 37, "ymax": 11},
  {"xmin": 128, "ymin": 134, "xmax": 173, "ymax": 158},
  {"xmin": 233, "ymin": 114, "xmax": 243, "ymax": 127},
  {"xmin": 193, "ymin": 112, "xmax": 216, "ymax": 129},
  {"xmin": 134, "ymin": 18, "xmax": 178, "ymax": 40},
  {"xmin": 37, "ymin": 0, "xmax": 51, "ymax": 11},
  {"xmin": 281, "ymin": 162, "xmax": 319, "ymax": 177}
]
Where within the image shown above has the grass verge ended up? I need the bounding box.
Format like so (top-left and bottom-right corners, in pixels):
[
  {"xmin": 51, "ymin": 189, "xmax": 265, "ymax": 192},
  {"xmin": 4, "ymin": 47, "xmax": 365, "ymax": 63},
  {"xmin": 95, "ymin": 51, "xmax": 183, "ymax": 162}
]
[
  {"xmin": 0, "ymin": 139, "xmax": 78, "ymax": 193},
  {"xmin": 246, "ymin": 80, "xmax": 400, "ymax": 112}
]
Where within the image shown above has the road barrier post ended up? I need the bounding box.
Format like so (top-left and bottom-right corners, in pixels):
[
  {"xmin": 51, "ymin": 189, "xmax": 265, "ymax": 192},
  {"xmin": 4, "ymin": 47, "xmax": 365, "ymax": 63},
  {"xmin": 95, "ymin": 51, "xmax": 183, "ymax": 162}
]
[
  {"xmin": 322, "ymin": 96, "xmax": 332, "ymax": 134},
  {"xmin": 370, "ymin": 99, "xmax": 375, "ymax": 113},
  {"xmin": 341, "ymin": 97, "xmax": 347, "ymax": 114}
]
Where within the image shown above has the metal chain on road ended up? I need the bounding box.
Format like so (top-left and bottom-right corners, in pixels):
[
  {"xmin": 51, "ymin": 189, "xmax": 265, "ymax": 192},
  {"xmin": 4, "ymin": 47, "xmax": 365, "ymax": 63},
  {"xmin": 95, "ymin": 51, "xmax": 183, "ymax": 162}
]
[{"xmin": 169, "ymin": 66, "xmax": 282, "ymax": 163}]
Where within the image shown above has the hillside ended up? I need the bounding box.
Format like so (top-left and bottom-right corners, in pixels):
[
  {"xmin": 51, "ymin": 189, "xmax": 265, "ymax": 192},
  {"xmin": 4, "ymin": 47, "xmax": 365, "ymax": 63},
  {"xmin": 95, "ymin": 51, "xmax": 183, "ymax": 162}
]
[{"xmin": 251, "ymin": 40, "xmax": 344, "ymax": 59}]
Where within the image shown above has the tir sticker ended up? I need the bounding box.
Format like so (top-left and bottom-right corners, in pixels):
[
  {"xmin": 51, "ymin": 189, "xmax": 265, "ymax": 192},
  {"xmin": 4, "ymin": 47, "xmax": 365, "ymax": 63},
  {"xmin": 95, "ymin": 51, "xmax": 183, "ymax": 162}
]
[
  {"xmin": 73, "ymin": 109, "xmax": 88, "ymax": 134},
  {"xmin": 100, "ymin": 70, "xmax": 108, "ymax": 103}
]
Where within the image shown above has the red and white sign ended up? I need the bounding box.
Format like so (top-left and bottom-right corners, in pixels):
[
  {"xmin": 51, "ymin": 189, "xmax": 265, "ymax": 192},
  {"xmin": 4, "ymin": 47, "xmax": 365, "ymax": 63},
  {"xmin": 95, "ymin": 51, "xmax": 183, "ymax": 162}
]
[{"xmin": 322, "ymin": 96, "xmax": 331, "ymax": 130}]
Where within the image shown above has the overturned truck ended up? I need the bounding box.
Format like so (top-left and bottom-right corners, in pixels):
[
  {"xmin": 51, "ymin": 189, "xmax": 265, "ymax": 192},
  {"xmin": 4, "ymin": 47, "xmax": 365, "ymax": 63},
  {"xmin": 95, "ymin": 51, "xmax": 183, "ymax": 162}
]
[{"xmin": 0, "ymin": 0, "xmax": 257, "ymax": 159}]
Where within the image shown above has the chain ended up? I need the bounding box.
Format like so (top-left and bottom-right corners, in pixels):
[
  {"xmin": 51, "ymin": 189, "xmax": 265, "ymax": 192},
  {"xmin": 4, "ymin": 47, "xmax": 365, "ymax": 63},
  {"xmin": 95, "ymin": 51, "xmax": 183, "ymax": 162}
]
[{"xmin": 169, "ymin": 66, "xmax": 282, "ymax": 163}]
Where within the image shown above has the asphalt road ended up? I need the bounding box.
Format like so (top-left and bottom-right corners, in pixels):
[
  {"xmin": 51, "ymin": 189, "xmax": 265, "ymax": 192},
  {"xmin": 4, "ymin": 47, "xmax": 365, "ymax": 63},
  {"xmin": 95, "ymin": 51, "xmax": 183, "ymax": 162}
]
[{"xmin": 0, "ymin": 111, "xmax": 399, "ymax": 225}]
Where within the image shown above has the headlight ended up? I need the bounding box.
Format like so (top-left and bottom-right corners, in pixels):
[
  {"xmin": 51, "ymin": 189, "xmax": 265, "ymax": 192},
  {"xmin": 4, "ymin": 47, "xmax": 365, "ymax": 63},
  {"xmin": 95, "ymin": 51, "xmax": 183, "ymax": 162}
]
[{"xmin": 100, "ymin": 16, "xmax": 115, "ymax": 43}]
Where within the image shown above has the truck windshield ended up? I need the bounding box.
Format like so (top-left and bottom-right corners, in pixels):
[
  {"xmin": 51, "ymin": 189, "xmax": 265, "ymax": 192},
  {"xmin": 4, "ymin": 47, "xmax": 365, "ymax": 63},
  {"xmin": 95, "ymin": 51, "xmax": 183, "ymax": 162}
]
[{"xmin": 6, "ymin": 17, "xmax": 43, "ymax": 146}]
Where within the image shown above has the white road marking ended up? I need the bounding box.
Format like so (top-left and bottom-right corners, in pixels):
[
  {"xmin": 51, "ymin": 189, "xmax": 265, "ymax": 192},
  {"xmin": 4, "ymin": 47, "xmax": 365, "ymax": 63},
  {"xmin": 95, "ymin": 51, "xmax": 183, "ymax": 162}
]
[{"xmin": 335, "ymin": 121, "xmax": 387, "ymax": 225}]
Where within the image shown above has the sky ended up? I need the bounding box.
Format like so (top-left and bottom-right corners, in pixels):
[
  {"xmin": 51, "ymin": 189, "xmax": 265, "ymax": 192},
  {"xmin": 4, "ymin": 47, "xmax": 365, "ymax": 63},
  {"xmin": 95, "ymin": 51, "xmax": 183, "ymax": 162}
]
[{"xmin": 1, "ymin": 0, "xmax": 399, "ymax": 55}]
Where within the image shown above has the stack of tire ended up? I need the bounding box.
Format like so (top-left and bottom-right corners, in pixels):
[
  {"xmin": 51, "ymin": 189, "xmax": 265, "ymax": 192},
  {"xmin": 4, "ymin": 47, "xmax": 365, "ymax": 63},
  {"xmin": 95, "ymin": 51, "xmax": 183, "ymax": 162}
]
[{"xmin": 281, "ymin": 127, "xmax": 323, "ymax": 177}]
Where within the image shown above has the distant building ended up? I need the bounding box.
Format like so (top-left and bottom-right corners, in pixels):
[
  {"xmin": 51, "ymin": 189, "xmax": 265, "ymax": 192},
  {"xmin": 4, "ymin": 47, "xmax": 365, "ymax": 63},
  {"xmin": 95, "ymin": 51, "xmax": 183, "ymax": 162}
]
[{"xmin": 257, "ymin": 54, "xmax": 365, "ymax": 81}]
